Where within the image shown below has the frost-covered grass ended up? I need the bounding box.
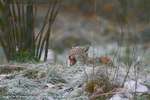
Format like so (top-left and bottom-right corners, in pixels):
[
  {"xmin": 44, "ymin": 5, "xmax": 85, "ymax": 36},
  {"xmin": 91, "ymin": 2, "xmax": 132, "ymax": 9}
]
[
  {"xmin": 0, "ymin": 62, "xmax": 149, "ymax": 100},
  {"xmin": 46, "ymin": 66, "xmax": 67, "ymax": 84},
  {"xmin": 0, "ymin": 64, "xmax": 86, "ymax": 99},
  {"xmin": 0, "ymin": 45, "xmax": 150, "ymax": 100},
  {"xmin": 23, "ymin": 69, "xmax": 46, "ymax": 79},
  {"xmin": 0, "ymin": 86, "xmax": 7, "ymax": 96}
]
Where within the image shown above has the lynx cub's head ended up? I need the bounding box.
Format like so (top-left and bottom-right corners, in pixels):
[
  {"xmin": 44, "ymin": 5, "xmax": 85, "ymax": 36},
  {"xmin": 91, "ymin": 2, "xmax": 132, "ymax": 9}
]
[{"xmin": 68, "ymin": 46, "xmax": 89, "ymax": 66}]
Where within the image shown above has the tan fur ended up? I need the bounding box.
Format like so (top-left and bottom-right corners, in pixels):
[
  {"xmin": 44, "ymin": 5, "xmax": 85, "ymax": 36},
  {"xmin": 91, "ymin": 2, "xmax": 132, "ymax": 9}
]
[{"xmin": 68, "ymin": 46, "xmax": 89, "ymax": 65}]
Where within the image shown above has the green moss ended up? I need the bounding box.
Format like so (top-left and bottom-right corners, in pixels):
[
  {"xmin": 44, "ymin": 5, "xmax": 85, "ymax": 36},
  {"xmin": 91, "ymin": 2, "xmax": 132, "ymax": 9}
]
[
  {"xmin": 12, "ymin": 51, "xmax": 39, "ymax": 63},
  {"xmin": 0, "ymin": 66, "xmax": 25, "ymax": 74},
  {"xmin": 136, "ymin": 94, "xmax": 150, "ymax": 100}
]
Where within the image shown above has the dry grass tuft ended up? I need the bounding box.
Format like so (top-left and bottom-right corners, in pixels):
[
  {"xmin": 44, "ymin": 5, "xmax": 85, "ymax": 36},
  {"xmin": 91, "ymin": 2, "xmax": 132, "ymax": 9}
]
[{"xmin": 84, "ymin": 76, "xmax": 120, "ymax": 100}]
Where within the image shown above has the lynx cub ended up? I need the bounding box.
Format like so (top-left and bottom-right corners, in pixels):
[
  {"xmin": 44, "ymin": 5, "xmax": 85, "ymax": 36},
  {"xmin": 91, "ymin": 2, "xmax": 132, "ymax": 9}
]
[{"xmin": 68, "ymin": 46, "xmax": 112, "ymax": 66}]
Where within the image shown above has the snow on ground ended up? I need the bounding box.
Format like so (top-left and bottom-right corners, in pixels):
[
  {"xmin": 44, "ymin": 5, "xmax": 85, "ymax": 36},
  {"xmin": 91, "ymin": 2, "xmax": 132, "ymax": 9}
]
[
  {"xmin": 0, "ymin": 44, "xmax": 150, "ymax": 100},
  {"xmin": 0, "ymin": 62, "xmax": 150, "ymax": 100}
]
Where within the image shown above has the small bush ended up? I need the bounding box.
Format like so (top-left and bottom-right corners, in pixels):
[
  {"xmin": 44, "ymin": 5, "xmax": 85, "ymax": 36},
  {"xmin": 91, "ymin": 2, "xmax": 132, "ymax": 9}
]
[
  {"xmin": 85, "ymin": 76, "xmax": 119, "ymax": 100},
  {"xmin": 0, "ymin": 0, "xmax": 60, "ymax": 62},
  {"xmin": 12, "ymin": 51, "xmax": 39, "ymax": 63},
  {"xmin": 85, "ymin": 80, "xmax": 96, "ymax": 94}
]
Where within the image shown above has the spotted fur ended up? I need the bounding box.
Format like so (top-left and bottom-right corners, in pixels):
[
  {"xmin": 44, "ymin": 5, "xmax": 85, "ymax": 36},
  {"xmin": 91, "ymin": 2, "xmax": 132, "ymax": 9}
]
[{"xmin": 68, "ymin": 46, "xmax": 89, "ymax": 65}]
